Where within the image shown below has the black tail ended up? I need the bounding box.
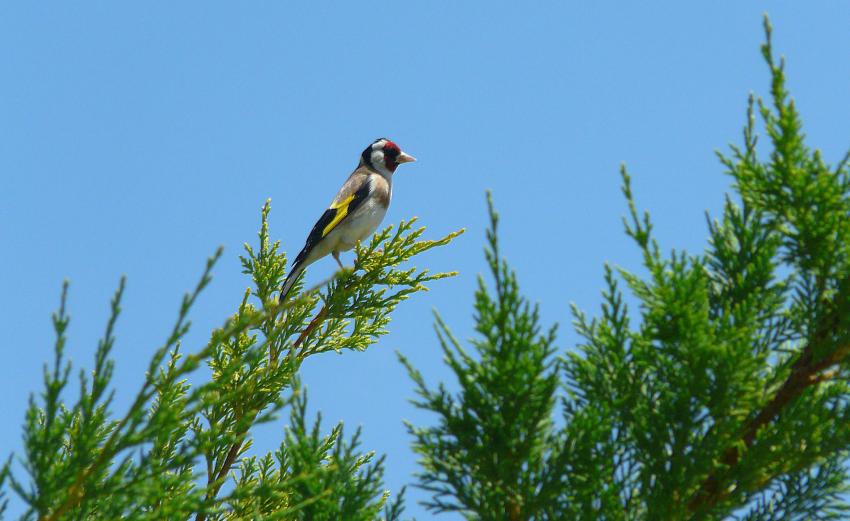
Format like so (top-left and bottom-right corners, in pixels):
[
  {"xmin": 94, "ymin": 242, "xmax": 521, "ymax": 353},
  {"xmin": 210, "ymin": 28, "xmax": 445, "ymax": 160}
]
[
  {"xmin": 281, "ymin": 221, "xmax": 321, "ymax": 302},
  {"xmin": 279, "ymin": 261, "xmax": 306, "ymax": 303}
]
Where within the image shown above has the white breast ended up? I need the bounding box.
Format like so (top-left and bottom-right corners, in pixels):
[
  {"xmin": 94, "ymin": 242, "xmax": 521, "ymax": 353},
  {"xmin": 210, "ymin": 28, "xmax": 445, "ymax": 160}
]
[{"xmin": 337, "ymin": 196, "xmax": 388, "ymax": 251}]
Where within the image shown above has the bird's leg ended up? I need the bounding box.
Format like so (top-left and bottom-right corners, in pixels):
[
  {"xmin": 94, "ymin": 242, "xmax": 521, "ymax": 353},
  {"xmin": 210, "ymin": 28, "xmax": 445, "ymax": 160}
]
[{"xmin": 332, "ymin": 251, "xmax": 344, "ymax": 269}]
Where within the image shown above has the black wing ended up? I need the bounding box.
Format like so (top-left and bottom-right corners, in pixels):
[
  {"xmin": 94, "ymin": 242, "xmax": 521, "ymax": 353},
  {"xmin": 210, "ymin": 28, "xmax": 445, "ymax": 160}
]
[{"xmin": 291, "ymin": 179, "xmax": 371, "ymax": 268}]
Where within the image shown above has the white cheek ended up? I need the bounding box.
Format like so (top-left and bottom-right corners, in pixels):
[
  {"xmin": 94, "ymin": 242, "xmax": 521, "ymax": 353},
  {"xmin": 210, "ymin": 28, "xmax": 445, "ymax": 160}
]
[{"xmin": 371, "ymin": 150, "xmax": 385, "ymax": 166}]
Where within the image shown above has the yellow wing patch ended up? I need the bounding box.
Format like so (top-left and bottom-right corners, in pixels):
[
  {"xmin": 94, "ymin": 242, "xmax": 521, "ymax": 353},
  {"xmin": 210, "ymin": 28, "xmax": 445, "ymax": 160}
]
[{"xmin": 322, "ymin": 194, "xmax": 356, "ymax": 237}]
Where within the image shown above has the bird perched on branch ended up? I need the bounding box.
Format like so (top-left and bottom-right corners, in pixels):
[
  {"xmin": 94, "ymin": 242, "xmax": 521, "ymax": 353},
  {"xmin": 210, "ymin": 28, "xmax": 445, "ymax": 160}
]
[{"xmin": 279, "ymin": 138, "xmax": 417, "ymax": 301}]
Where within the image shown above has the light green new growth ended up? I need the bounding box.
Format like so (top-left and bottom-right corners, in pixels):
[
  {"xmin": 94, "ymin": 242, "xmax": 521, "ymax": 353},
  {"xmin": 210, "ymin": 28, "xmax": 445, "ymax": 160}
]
[{"xmin": 1, "ymin": 201, "xmax": 461, "ymax": 521}]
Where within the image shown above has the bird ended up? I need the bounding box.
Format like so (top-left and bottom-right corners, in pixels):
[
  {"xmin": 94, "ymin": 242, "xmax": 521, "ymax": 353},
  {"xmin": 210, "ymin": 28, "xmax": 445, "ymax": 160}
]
[{"xmin": 279, "ymin": 138, "xmax": 416, "ymax": 302}]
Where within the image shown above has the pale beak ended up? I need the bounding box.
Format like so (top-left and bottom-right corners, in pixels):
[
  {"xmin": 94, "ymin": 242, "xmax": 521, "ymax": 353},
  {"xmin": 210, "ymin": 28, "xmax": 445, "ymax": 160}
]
[{"xmin": 396, "ymin": 152, "xmax": 417, "ymax": 164}]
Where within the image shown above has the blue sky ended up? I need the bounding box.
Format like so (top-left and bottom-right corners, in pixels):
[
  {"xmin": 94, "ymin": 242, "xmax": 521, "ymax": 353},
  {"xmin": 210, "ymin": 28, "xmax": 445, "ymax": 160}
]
[{"xmin": 2, "ymin": 2, "xmax": 849, "ymax": 519}]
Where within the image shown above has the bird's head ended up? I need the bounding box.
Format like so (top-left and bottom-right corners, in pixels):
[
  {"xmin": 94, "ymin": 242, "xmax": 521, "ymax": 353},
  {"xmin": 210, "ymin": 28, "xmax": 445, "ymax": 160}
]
[{"xmin": 361, "ymin": 138, "xmax": 416, "ymax": 176}]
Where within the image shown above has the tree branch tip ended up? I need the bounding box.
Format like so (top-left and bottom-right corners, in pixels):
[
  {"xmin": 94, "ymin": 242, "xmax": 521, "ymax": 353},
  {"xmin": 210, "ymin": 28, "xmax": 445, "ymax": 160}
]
[{"xmin": 762, "ymin": 13, "xmax": 772, "ymax": 36}]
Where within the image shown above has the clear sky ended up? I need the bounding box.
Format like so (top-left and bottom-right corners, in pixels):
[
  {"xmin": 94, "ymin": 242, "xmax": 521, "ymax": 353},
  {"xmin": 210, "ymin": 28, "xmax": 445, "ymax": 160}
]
[{"xmin": 2, "ymin": 2, "xmax": 849, "ymax": 519}]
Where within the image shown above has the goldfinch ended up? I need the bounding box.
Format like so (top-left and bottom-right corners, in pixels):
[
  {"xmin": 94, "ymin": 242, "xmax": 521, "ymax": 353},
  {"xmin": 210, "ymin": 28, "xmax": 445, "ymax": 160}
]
[{"xmin": 279, "ymin": 138, "xmax": 416, "ymax": 301}]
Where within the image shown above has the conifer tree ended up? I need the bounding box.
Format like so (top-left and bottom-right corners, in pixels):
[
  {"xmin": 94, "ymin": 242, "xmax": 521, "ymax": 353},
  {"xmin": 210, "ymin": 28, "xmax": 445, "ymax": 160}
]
[
  {"xmin": 403, "ymin": 18, "xmax": 850, "ymax": 520},
  {"xmin": 0, "ymin": 201, "xmax": 460, "ymax": 520}
]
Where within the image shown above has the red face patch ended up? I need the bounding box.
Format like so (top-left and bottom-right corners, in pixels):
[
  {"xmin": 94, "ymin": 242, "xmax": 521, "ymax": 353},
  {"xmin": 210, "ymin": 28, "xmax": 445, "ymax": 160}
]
[
  {"xmin": 382, "ymin": 140, "xmax": 400, "ymax": 154},
  {"xmin": 381, "ymin": 140, "xmax": 402, "ymax": 171}
]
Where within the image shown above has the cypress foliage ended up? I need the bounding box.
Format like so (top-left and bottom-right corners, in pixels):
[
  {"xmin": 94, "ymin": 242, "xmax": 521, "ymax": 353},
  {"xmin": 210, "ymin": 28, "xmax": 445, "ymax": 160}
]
[
  {"xmin": 403, "ymin": 18, "xmax": 850, "ymax": 520},
  {"xmin": 400, "ymin": 193, "xmax": 563, "ymax": 520},
  {"xmin": 1, "ymin": 201, "xmax": 461, "ymax": 520}
]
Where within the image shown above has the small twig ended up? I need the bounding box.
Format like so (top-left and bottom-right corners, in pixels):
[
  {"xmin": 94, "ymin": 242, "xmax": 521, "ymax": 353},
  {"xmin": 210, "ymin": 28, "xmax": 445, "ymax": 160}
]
[
  {"xmin": 196, "ymin": 268, "xmax": 352, "ymax": 521},
  {"xmin": 294, "ymin": 306, "xmax": 329, "ymax": 360},
  {"xmin": 289, "ymin": 266, "xmax": 362, "ymax": 361},
  {"xmin": 195, "ymin": 431, "xmax": 250, "ymax": 521},
  {"xmin": 688, "ymin": 340, "xmax": 850, "ymax": 514}
]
